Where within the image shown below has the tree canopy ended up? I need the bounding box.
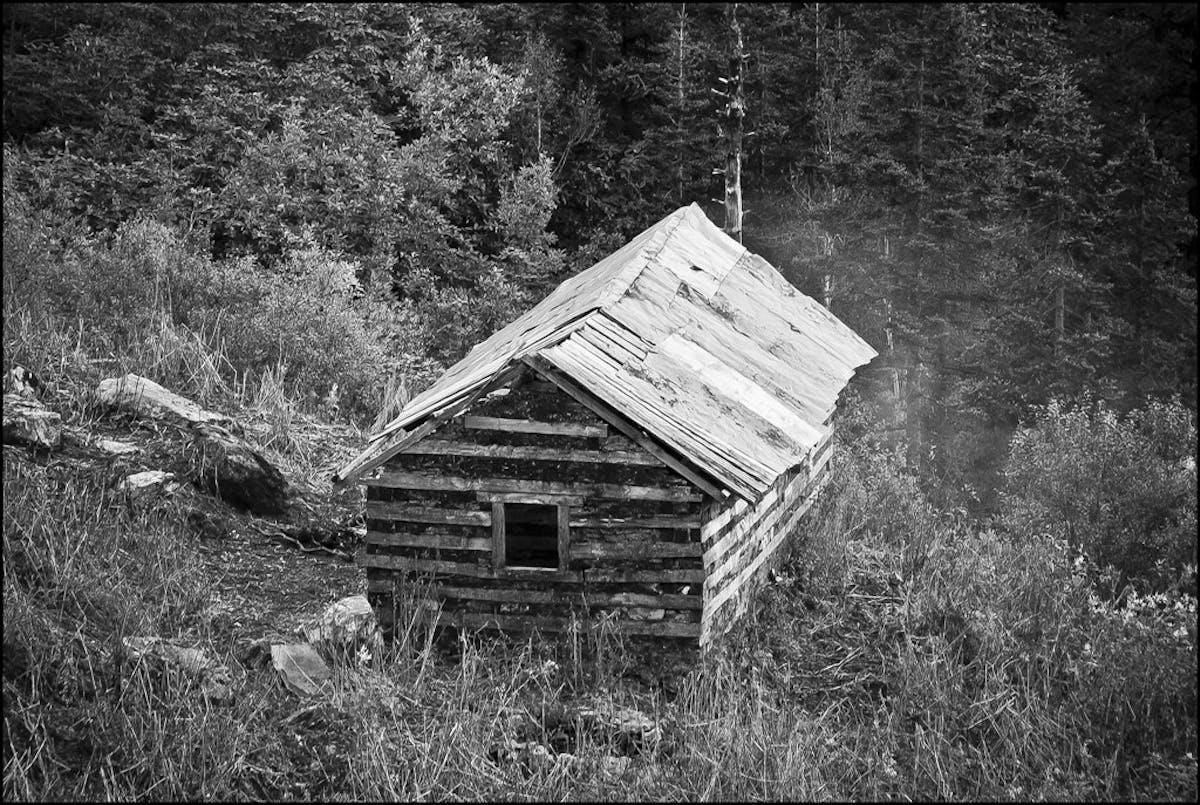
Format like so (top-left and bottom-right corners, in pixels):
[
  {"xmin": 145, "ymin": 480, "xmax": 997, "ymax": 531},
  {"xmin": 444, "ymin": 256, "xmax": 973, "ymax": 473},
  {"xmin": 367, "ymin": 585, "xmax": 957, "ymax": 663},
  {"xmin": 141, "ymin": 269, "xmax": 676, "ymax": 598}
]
[{"xmin": 3, "ymin": 1, "xmax": 1195, "ymax": 513}]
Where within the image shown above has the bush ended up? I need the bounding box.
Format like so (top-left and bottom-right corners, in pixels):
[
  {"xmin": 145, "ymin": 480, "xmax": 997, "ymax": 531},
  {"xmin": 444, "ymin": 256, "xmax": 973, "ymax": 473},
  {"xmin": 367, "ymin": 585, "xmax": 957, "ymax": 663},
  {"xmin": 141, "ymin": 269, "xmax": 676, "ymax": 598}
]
[
  {"xmin": 1000, "ymin": 397, "xmax": 1197, "ymax": 592},
  {"xmin": 3, "ymin": 165, "xmax": 405, "ymax": 423},
  {"xmin": 184, "ymin": 235, "xmax": 398, "ymax": 420}
]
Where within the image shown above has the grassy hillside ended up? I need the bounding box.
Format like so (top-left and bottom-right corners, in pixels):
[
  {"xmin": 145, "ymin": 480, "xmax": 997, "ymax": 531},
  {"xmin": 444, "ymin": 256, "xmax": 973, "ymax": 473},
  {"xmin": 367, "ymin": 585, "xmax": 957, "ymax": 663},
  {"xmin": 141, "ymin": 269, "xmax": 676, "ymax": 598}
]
[{"xmin": 3, "ymin": 169, "xmax": 1197, "ymax": 801}]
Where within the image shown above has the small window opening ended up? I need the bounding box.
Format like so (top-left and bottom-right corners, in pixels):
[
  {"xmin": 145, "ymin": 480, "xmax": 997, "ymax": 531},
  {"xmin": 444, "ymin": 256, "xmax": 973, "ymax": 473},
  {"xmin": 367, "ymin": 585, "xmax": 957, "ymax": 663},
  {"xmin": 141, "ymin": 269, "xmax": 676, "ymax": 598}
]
[{"xmin": 504, "ymin": 503, "xmax": 559, "ymax": 568}]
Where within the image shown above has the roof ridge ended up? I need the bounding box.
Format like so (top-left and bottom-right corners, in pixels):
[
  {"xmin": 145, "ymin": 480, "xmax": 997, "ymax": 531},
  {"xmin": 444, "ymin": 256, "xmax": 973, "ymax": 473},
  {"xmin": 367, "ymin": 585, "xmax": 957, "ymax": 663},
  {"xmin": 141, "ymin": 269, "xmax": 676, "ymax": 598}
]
[{"xmin": 595, "ymin": 203, "xmax": 695, "ymax": 315}]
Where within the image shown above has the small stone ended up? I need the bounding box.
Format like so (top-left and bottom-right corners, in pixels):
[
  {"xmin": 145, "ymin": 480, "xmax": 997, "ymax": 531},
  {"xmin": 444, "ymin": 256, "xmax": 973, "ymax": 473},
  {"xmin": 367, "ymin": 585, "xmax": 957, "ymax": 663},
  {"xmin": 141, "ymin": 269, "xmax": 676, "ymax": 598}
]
[
  {"xmin": 117, "ymin": 470, "xmax": 176, "ymax": 500},
  {"xmin": 122, "ymin": 635, "xmax": 239, "ymax": 702},
  {"xmin": 303, "ymin": 595, "xmax": 382, "ymax": 661},
  {"xmin": 5, "ymin": 366, "xmax": 46, "ymax": 398},
  {"xmin": 97, "ymin": 439, "xmax": 140, "ymax": 456},
  {"xmin": 235, "ymin": 634, "xmax": 284, "ymax": 669}
]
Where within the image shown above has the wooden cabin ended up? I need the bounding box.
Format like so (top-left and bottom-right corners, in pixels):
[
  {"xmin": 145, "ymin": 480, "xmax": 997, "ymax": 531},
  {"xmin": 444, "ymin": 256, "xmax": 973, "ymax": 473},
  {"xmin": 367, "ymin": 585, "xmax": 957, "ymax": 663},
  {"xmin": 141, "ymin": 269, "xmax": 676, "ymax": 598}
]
[{"xmin": 335, "ymin": 204, "xmax": 876, "ymax": 650}]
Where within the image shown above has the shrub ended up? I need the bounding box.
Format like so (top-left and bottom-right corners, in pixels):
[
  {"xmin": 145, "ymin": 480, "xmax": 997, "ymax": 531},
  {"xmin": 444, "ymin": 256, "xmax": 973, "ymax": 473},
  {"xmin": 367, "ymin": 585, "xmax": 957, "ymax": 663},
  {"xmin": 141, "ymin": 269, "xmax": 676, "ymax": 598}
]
[
  {"xmin": 1000, "ymin": 397, "xmax": 1197, "ymax": 591},
  {"xmin": 184, "ymin": 236, "xmax": 398, "ymax": 420},
  {"xmin": 3, "ymin": 166, "xmax": 405, "ymax": 423}
]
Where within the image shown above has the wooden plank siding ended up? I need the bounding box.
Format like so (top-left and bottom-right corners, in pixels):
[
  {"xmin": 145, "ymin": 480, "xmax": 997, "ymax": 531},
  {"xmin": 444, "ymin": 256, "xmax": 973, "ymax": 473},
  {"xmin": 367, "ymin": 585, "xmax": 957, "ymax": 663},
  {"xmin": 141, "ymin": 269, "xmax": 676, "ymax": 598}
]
[
  {"xmin": 363, "ymin": 366, "xmax": 709, "ymax": 640},
  {"xmin": 698, "ymin": 422, "xmax": 836, "ymax": 647}
]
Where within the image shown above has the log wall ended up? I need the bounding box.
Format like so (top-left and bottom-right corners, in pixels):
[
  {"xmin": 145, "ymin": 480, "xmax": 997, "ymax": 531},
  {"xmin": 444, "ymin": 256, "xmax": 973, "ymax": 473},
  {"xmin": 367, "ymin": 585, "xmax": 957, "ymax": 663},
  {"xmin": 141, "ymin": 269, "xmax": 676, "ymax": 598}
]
[
  {"xmin": 698, "ymin": 417, "xmax": 836, "ymax": 648},
  {"xmin": 362, "ymin": 367, "xmax": 709, "ymax": 640}
]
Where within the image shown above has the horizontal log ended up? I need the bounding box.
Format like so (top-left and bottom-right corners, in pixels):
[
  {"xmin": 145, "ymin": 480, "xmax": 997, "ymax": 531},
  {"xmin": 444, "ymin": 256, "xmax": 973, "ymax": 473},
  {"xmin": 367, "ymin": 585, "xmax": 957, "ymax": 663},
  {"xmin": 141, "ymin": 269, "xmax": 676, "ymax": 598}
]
[
  {"xmin": 497, "ymin": 567, "xmax": 583, "ymax": 582},
  {"xmin": 570, "ymin": 541, "xmax": 701, "ymax": 560},
  {"xmin": 373, "ymin": 471, "xmax": 703, "ymax": 502},
  {"xmin": 440, "ymin": 612, "xmax": 700, "ymax": 639},
  {"xmin": 399, "ymin": 439, "xmax": 663, "ymax": 466},
  {"xmin": 429, "ymin": 584, "xmax": 703, "ymax": 610},
  {"xmin": 463, "ymin": 416, "xmax": 607, "ymax": 438},
  {"xmin": 525, "ymin": 356, "xmax": 729, "ymax": 502},
  {"xmin": 569, "ymin": 515, "xmax": 701, "ymax": 529},
  {"xmin": 364, "ymin": 501, "xmax": 491, "ymax": 526},
  {"xmin": 584, "ymin": 568, "xmax": 704, "ymax": 584},
  {"xmin": 478, "ymin": 491, "xmax": 583, "ymax": 505},
  {"xmin": 601, "ymin": 435, "xmax": 639, "ymax": 451},
  {"xmin": 360, "ymin": 554, "xmax": 494, "ymax": 579},
  {"xmin": 366, "ymin": 531, "xmax": 491, "ymax": 552}
]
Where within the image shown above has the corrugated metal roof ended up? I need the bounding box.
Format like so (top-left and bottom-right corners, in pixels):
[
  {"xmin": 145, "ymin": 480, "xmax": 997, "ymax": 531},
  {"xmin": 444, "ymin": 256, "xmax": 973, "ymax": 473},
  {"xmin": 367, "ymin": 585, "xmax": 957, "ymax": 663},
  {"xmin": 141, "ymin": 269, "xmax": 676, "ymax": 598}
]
[{"xmin": 336, "ymin": 204, "xmax": 877, "ymax": 500}]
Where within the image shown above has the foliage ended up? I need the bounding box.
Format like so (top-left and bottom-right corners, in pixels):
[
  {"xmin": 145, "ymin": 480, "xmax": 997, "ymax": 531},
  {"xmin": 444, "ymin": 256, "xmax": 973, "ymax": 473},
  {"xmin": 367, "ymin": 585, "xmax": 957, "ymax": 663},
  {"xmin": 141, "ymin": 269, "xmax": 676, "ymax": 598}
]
[
  {"xmin": 1001, "ymin": 397, "xmax": 1198, "ymax": 591},
  {"xmin": 3, "ymin": 155, "xmax": 400, "ymax": 421}
]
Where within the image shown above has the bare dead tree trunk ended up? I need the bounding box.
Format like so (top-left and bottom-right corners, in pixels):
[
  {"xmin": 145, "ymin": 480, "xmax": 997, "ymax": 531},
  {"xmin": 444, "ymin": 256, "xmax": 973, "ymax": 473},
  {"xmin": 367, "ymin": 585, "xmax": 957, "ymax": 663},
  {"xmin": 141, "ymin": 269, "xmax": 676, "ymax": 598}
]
[
  {"xmin": 722, "ymin": 3, "xmax": 746, "ymax": 243},
  {"xmin": 676, "ymin": 4, "xmax": 687, "ymax": 205}
]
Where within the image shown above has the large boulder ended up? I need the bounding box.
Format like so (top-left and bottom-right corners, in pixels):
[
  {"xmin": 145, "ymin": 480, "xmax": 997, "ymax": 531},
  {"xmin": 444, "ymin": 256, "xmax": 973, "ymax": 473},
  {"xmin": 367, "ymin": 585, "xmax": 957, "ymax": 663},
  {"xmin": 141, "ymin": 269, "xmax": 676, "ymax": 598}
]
[
  {"xmin": 95, "ymin": 373, "xmax": 229, "ymax": 426},
  {"xmin": 190, "ymin": 422, "xmax": 289, "ymax": 515},
  {"xmin": 2, "ymin": 393, "xmax": 62, "ymax": 449}
]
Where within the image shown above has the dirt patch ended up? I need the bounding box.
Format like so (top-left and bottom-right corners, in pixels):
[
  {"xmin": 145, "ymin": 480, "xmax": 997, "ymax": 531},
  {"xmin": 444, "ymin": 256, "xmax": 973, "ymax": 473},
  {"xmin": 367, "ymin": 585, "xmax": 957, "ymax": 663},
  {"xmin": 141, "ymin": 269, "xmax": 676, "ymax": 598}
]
[{"xmin": 195, "ymin": 525, "xmax": 363, "ymax": 638}]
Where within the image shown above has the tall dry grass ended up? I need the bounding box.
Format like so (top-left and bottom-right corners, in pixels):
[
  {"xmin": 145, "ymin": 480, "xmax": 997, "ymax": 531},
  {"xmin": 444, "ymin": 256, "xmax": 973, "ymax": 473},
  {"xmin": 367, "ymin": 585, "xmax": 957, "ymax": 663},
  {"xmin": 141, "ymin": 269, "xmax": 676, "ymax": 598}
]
[{"xmin": 5, "ymin": 403, "xmax": 1197, "ymax": 801}]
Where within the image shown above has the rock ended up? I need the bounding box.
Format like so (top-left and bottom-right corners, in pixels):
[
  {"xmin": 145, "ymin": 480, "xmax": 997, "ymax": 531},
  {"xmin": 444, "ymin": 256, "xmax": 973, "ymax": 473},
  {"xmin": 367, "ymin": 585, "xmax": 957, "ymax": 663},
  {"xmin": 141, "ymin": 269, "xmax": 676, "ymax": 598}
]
[
  {"xmin": 576, "ymin": 703, "xmax": 662, "ymax": 755},
  {"xmin": 190, "ymin": 422, "xmax": 288, "ymax": 515},
  {"xmin": 124, "ymin": 635, "xmax": 210, "ymax": 673},
  {"xmin": 5, "ymin": 366, "xmax": 46, "ymax": 398},
  {"xmin": 303, "ymin": 595, "xmax": 383, "ymax": 661},
  {"xmin": 489, "ymin": 737, "xmax": 570, "ymax": 774},
  {"xmin": 97, "ymin": 439, "xmax": 140, "ymax": 456},
  {"xmin": 122, "ymin": 636, "xmax": 238, "ymax": 703},
  {"xmin": 2, "ymin": 393, "xmax": 62, "ymax": 449},
  {"xmin": 95, "ymin": 373, "xmax": 228, "ymax": 426},
  {"xmin": 117, "ymin": 470, "xmax": 177, "ymax": 500},
  {"xmin": 235, "ymin": 634, "xmax": 287, "ymax": 669},
  {"xmin": 271, "ymin": 643, "xmax": 331, "ymax": 697}
]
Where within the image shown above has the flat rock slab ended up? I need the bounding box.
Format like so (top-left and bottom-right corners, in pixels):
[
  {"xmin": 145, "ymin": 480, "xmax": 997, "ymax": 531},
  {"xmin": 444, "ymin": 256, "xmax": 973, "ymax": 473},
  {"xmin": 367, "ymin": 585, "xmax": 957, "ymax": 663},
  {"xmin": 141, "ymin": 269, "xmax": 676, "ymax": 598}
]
[
  {"xmin": 2, "ymin": 393, "xmax": 62, "ymax": 449},
  {"xmin": 271, "ymin": 643, "xmax": 331, "ymax": 697},
  {"xmin": 96, "ymin": 373, "xmax": 229, "ymax": 426}
]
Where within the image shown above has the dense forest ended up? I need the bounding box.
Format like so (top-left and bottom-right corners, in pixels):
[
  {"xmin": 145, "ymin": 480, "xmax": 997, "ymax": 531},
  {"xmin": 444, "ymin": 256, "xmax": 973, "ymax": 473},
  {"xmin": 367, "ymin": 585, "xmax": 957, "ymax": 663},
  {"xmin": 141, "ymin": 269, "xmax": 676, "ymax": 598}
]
[
  {"xmin": 3, "ymin": 3, "xmax": 1196, "ymax": 801},
  {"xmin": 4, "ymin": 2, "xmax": 1195, "ymax": 508}
]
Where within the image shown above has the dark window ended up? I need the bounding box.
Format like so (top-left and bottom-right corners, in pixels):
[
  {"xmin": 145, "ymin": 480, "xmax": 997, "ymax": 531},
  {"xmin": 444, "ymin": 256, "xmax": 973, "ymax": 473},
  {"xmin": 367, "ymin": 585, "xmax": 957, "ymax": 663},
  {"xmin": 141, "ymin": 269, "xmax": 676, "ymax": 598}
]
[{"xmin": 504, "ymin": 503, "xmax": 559, "ymax": 568}]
